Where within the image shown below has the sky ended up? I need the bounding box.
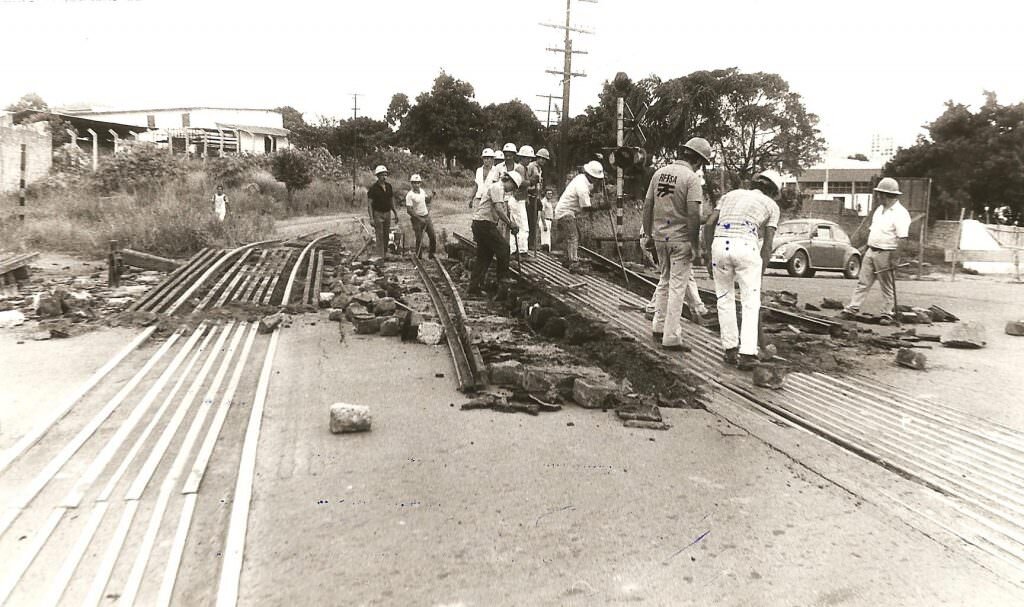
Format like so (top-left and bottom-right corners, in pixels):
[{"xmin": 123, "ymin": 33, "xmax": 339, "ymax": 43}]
[{"xmin": 2, "ymin": 0, "xmax": 1023, "ymax": 158}]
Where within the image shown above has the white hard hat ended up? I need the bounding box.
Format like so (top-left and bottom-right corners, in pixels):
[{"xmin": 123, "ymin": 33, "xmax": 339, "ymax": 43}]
[
  {"xmin": 481, "ymin": 148, "xmax": 494, "ymax": 158},
  {"xmin": 492, "ymin": 148, "xmax": 505, "ymax": 159},
  {"xmin": 502, "ymin": 142, "xmax": 518, "ymax": 154},
  {"xmin": 874, "ymin": 177, "xmax": 902, "ymax": 195},
  {"xmin": 518, "ymin": 145, "xmax": 535, "ymax": 158},
  {"xmin": 410, "ymin": 174, "xmax": 422, "ymax": 182},
  {"xmin": 583, "ymin": 160, "xmax": 604, "ymax": 180},
  {"xmin": 536, "ymin": 148, "xmax": 551, "ymax": 160},
  {"xmin": 502, "ymin": 171, "xmax": 524, "ymax": 188},
  {"xmin": 374, "ymin": 165, "xmax": 388, "ymax": 175},
  {"xmin": 754, "ymin": 170, "xmax": 784, "ymax": 193},
  {"xmin": 682, "ymin": 137, "xmax": 713, "ymax": 164}
]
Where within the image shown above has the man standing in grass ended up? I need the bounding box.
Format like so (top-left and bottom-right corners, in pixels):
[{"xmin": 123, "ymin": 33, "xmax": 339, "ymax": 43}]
[
  {"xmin": 405, "ymin": 174, "xmax": 437, "ymax": 259},
  {"xmin": 212, "ymin": 185, "xmax": 229, "ymax": 222},
  {"xmin": 367, "ymin": 165, "xmax": 399, "ymax": 257}
]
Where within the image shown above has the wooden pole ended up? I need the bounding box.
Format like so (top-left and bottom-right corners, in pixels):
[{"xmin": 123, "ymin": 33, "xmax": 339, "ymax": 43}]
[
  {"xmin": 918, "ymin": 177, "xmax": 931, "ymax": 281},
  {"xmin": 951, "ymin": 207, "xmax": 966, "ymax": 281},
  {"xmin": 87, "ymin": 128, "xmax": 99, "ymax": 172},
  {"xmin": 18, "ymin": 144, "xmax": 26, "ymax": 222}
]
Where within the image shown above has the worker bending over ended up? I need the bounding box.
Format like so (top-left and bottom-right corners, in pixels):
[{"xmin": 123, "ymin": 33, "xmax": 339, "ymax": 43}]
[
  {"xmin": 554, "ymin": 160, "xmax": 604, "ymax": 272},
  {"xmin": 704, "ymin": 170, "xmax": 782, "ymax": 369}
]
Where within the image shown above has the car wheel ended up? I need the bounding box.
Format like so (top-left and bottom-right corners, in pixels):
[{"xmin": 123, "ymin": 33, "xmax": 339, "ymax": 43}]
[
  {"xmin": 844, "ymin": 255, "xmax": 861, "ymax": 279},
  {"xmin": 786, "ymin": 250, "xmax": 814, "ymax": 278}
]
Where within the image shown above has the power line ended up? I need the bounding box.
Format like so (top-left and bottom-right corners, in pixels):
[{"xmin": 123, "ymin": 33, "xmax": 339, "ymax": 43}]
[
  {"xmin": 541, "ymin": 0, "xmax": 596, "ymax": 175},
  {"xmin": 534, "ymin": 94, "xmax": 563, "ymax": 128}
]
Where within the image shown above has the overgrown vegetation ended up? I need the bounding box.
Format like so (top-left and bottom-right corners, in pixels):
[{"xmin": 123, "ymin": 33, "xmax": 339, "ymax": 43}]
[{"xmin": 1, "ymin": 142, "xmax": 473, "ymax": 259}]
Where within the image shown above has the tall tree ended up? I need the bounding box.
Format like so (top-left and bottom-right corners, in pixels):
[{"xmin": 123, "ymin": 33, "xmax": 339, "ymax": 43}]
[
  {"xmin": 274, "ymin": 105, "xmax": 306, "ymax": 132},
  {"xmin": 648, "ymin": 69, "xmax": 825, "ymax": 183},
  {"xmin": 5, "ymin": 92, "xmax": 48, "ymax": 113},
  {"xmin": 481, "ymin": 100, "xmax": 543, "ymax": 149},
  {"xmin": 385, "ymin": 93, "xmax": 411, "ymax": 129},
  {"xmin": 885, "ymin": 92, "xmax": 1024, "ymax": 219},
  {"xmin": 398, "ymin": 71, "xmax": 486, "ymax": 168}
]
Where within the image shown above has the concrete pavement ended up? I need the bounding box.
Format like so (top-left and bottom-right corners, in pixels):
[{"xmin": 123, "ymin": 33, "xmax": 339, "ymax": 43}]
[{"xmin": 240, "ymin": 312, "xmax": 1023, "ymax": 606}]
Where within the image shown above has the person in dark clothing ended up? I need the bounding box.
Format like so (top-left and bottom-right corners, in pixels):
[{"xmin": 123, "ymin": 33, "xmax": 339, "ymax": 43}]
[
  {"xmin": 469, "ymin": 172, "xmax": 522, "ymax": 294},
  {"xmin": 367, "ymin": 165, "xmax": 399, "ymax": 257}
]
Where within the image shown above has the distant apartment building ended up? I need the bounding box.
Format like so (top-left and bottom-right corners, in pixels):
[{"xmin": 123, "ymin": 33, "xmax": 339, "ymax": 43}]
[
  {"xmin": 870, "ymin": 133, "xmax": 895, "ymax": 163},
  {"xmin": 783, "ymin": 158, "xmax": 882, "ymax": 216},
  {"xmin": 61, "ymin": 106, "xmax": 290, "ymax": 156}
]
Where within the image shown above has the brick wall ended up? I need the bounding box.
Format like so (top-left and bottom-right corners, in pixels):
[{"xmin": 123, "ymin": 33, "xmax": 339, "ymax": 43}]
[{"xmin": 0, "ymin": 123, "xmax": 52, "ymax": 193}]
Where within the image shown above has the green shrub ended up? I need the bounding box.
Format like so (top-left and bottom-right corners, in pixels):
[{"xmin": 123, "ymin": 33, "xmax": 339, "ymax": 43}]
[
  {"xmin": 270, "ymin": 149, "xmax": 313, "ymax": 201},
  {"xmin": 92, "ymin": 143, "xmax": 186, "ymax": 195}
]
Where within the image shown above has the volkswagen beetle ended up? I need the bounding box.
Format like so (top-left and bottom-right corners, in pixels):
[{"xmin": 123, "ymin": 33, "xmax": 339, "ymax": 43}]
[{"xmin": 768, "ymin": 219, "xmax": 861, "ymax": 278}]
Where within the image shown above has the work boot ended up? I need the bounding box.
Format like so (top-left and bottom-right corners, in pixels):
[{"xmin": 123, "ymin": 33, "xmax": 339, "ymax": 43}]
[
  {"xmin": 838, "ymin": 309, "xmax": 856, "ymax": 321},
  {"xmin": 662, "ymin": 342, "xmax": 692, "ymax": 352},
  {"xmin": 568, "ymin": 262, "xmax": 583, "ymax": 274},
  {"xmin": 879, "ymin": 315, "xmax": 894, "ymax": 326},
  {"xmin": 737, "ymin": 354, "xmax": 759, "ymax": 371},
  {"xmin": 723, "ymin": 347, "xmax": 739, "ymax": 366},
  {"xmin": 652, "ymin": 331, "xmax": 663, "ymax": 342}
]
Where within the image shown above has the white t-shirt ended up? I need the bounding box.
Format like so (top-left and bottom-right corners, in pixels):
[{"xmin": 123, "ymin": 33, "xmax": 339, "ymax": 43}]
[
  {"xmin": 867, "ymin": 201, "xmax": 912, "ymax": 250},
  {"xmin": 405, "ymin": 189, "xmax": 429, "ymax": 217},
  {"xmin": 474, "ymin": 166, "xmax": 489, "ymax": 200},
  {"xmin": 554, "ymin": 174, "xmax": 593, "ymax": 219}
]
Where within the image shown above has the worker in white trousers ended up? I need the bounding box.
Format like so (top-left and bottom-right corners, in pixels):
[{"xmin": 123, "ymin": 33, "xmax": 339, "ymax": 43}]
[{"xmin": 705, "ymin": 170, "xmax": 782, "ymax": 370}]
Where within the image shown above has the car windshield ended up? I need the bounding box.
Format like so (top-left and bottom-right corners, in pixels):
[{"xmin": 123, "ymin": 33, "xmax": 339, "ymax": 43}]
[{"xmin": 777, "ymin": 223, "xmax": 811, "ymax": 236}]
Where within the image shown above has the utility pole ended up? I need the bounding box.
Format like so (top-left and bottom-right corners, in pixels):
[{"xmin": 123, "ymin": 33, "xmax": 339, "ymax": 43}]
[
  {"xmin": 542, "ymin": 0, "xmax": 595, "ymax": 178},
  {"xmin": 534, "ymin": 93, "xmax": 563, "ymax": 128},
  {"xmin": 350, "ymin": 93, "xmax": 361, "ymax": 207}
]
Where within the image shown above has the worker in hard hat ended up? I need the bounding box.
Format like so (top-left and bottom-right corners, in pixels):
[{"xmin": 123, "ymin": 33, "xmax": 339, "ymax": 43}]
[
  {"xmin": 703, "ymin": 169, "xmax": 782, "ymax": 368},
  {"xmin": 468, "ymin": 148, "xmax": 495, "ymax": 208},
  {"xmin": 405, "ymin": 174, "xmax": 437, "ymax": 259},
  {"xmin": 487, "ymin": 143, "xmax": 527, "ymax": 186},
  {"xmin": 506, "ymin": 145, "xmax": 533, "ymax": 256},
  {"xmin": 525, "ymin": 147, "xmax": 550, "ymax": 250},
  {"xmin": 642, "ymin": 137, "xmax": 711, "ymax": 351},
  {"xmin": 839, "ymin": 177, "xmax": 911, "ymax": 325},
  {"xmin": 367, "ymin": 165, "xmax": 399, "ymax": 258},
  {"xmin": 554, "ymin": 160, "xmax": 604, "ymax": 272},
  {"xmin": 469, "ymin": 171, "xmax": 522, "ymax": 295}
]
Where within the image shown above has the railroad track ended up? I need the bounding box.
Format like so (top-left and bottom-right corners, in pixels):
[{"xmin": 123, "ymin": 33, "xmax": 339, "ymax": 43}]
[
  {"xmin": 413, "ymin": 257, "xmax": 485, "ymax": 393},
  {"xmin": 0, "ymin": 231, "xmax": 344, "ymax": 606},
  {"xmin": 451, "ymin": 231, "xmax": 1024, "ymax": 580}
]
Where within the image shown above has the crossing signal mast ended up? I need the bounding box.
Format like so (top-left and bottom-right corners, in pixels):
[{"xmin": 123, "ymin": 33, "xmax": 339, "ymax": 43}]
[{"xmin": 541, "ymin": 0, "xmax": 596, "ymax": 176}]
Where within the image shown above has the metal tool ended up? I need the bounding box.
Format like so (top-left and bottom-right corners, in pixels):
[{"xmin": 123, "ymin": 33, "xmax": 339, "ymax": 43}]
[
  {"xmin": 514, "ymin": 229, "xmax": 522, "ymax": 273},
  {"xmin": 873, "ymin": 262, "xmax": 911, "ymax": 275}
]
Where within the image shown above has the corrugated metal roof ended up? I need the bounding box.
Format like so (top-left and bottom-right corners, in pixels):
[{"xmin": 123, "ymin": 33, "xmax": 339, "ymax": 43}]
[{"xmin": 217, "ymin": 123, "xmax": 290, "ymax": 137}]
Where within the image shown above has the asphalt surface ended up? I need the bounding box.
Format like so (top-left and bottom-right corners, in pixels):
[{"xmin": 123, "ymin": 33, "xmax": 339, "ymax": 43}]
[{"xmin": 238, "ymin": 310, "xmax": 1021, "ymax": 606}]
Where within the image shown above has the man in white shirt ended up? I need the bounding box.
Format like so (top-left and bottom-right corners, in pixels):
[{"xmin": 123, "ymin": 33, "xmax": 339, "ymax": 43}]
[
  {"xmin": 467, "ymin": 148, "xmax": 495, "ymax": 208},
  {"xmin": 554, "ymin": 161, "xmax": 604, "ymax": 272},
  {"xmin": 840, "ymin": 177, "xmax": 912, "ymax": 325},
  {"xmin": 704, "ymin": 170, "xmax": 783, "ymax": 368},
  {"xmin": 405, "ymin": 174, "xmax": 436, "ymax": 259},
  {"xmin": 212, "ymin": 185, "xmax": 229, "ymax": 222}
]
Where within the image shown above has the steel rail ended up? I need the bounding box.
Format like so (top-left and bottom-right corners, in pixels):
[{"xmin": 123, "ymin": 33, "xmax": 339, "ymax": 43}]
[
  {"xmin": 413, "ymin": 257, "xmax": 479, "ymax": 392},
  {"xmin": 165, "ymin": 239, "xmax": 281, "ymax": 316},
  {"xmin": 261, "ymin": 249, "xmax": 295, "ymax": 306},
  {"xmin": 144, "ymin": 249, "xmax": 227, "ymax": 313},
  {"xmin": 197, "ymin": 248, "xmax": 252, "ymax": 311},
  {"xmin": 129, "ymin": 247, "xmax": 214, "ymax": 312}
]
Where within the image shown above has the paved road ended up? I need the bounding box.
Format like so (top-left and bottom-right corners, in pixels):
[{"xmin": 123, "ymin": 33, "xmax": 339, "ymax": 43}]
[{"xmin": 238, "ymin": 311, "xmax": 1021, "ymax": 605}]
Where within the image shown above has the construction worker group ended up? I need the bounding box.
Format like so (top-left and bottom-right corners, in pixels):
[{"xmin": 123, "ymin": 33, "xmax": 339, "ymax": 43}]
[{"xmin": 369, "ymin": 138, "xmax": 907, "ymax": 372}]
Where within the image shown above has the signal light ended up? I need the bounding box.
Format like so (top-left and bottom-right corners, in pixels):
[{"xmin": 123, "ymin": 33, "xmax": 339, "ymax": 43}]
[{"xmin": 608, "ymin": 146, "xmax": 648, "ymax": 171}]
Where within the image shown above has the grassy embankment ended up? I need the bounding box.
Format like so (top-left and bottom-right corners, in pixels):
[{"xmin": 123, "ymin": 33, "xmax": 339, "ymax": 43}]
[{"xmin": 1, "ymin": 161, "xmax": 473, "ymax": 259}]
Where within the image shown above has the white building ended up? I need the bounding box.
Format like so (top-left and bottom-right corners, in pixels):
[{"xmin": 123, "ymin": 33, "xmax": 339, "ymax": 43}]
[
  {"xmin": 782, "ymin": 157, "xmax": 883, "ymax": 216},
  {"xmin": 62, "ymin": 106, "xmax": 290, "ymax": 155}
]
